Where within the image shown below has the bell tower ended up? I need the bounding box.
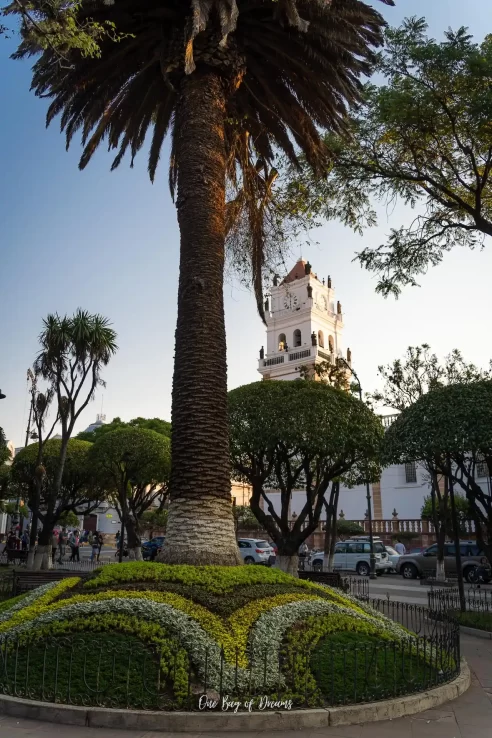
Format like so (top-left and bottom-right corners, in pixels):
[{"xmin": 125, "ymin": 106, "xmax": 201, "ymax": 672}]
[{"xmin": 257, "ymin": 259, "xmax": 351, "ymax": 381}]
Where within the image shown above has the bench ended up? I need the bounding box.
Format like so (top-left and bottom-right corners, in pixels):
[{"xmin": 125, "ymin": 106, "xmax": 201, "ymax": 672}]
[
  {"xmin": 298, "ymin": 571, "xmax": 342, "ymax": 588},
  {"xmin": 13, "ymin": 570, "xmax": 84, "ymax": 595},
  {"xmin": 6, "ymin": 549, "xmax": 28, "ymax": 566}
]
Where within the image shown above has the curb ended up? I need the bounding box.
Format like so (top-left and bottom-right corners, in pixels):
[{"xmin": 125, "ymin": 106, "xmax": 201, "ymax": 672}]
[
  {"xmin": 460, "ymin": 625, "xmax": 492, "ymax": 640},
  {"xmin": 0, "ymin": 659, "xmax": 470, "ymax": 733}
]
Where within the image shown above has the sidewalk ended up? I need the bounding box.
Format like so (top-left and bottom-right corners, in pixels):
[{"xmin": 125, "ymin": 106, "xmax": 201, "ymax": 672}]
[{"xmin": 1, "ymin": 634, "xmax": 491, "ymax": 738}]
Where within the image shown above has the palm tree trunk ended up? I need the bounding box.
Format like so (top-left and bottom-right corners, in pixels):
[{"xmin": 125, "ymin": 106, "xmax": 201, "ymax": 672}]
[{"xmin": 160, "ymin": 71, "xmax": 240, "ymax": 566}]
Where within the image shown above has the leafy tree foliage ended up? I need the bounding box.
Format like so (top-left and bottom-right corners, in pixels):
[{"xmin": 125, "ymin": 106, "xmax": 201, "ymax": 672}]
[
  {"xmin": 229, "ymin": 381, "xmax": 383, "ymax": 573},
  {"xmin": 374, "ymin": 344, "xmax": 491, "ymax": 579},
  {"xmin": 1, "ymin": 0, "xmax": 129, "ymax": 60},
  {"xmin": 383, "ymin": 380, "xmax": 492, "ymax": 564},
  {"xmin": 58, "ymin": 509, "xmax": 81, "ymax": 528},
  {"xmin": 369, "ymin": 344, "xmax": 492, "ymax": 412},
  {"xmin": 334, "ymin": 520, "xmax": 365, "ymax": 537},
  {"xmin": 78, "ymin": 416, "xmax": 171, "ymax": 443},
  {"xmin": 233, "ymin": 504, "xmax": 259, "ymax": 532},
  {"xmin": 0, "ymin": 428, "xmax": 9, "ymax": 465},
  {"xmin": 7, "ymin": 0, "xmax": 392, "ymax": 566},
  {"xmin": 88, "ymin": 428, "xmax": 170, "ymax": 559},
  {"xmin": 421, "ymin": 493, "xmax": 470, "ymax": 537},
  {"xmin": 280, "ymin": 18, "xmax": 492, "ymax": 297},
  {"xmin": 11, "ymin": 438, "xmax": 101, "ymax": 539}
]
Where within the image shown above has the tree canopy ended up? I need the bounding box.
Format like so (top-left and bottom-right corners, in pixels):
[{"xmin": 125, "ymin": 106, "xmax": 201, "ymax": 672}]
[
  {"xmin": 78, "ymin": 416, "xmax": 171, "ymax": 442},
  {"xmin": 229, "ymin": 381, "xmax": 383, "ymax": 566},
  {"xmin": 279, "ymin": 18, "xmax": 492, "ymax": 297},
  {"xmin": 11, "ymin": 438, "xmax": 101, "ymax": 526},
  {"xmin": 383, "ymin": 380, "xmax": 492, "ymax": 559},
  {"xmin": 88, "ymin": 427, "xmax": 170, "ymax": 557},
  {"xmin": 0, "ymin": 428, "xmax": 9, "ymax": 465},
  {"xmin": 369, "ymin": 344, "xmax": 492, "ymax": 412}
]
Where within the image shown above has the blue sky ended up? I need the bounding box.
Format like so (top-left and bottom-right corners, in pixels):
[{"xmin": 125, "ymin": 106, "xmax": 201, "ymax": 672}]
[{"xmin": 1, "ymin": 0, "xmax": 492, "ymax": 446}]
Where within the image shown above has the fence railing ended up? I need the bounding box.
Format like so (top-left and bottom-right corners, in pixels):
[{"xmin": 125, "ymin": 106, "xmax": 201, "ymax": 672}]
[
  {"xmin": 428, "ymin": 587, "xmax": 492, "ymax": 613},
  {"xmin": 0, "ymin": 602, "xmax": 460, "ymax": 711}
]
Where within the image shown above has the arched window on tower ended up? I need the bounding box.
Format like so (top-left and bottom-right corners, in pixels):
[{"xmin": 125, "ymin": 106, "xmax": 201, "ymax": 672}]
[
  {"xmin": 278, "ymin": 333, "xmax": 286, "ymax": 351},
  {"xmin": 328, "ymin": 335, "xmax": 334, "ymax": 353},
  {"xmin": 318, "ymin": 330, "xmax": 324, "ymax": 348},
  {"xmin": 293, "ymin": 329, "xmax": 302, "ymax": 347}
]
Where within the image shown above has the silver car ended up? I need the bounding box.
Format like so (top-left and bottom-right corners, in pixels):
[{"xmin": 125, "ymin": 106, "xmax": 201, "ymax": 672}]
[
  {"xmin": 384, "ymin": 545, "xmax": 401, "ymax": 573},
  {"xmin": 238, "ymin": 538, "xmax": 276, "ymax": 566}
]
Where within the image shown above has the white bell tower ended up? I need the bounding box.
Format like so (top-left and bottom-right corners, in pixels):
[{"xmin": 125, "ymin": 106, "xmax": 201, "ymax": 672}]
[{"xmin": 257, "ymin": 259, "xmax": 351, "ymax": 381}]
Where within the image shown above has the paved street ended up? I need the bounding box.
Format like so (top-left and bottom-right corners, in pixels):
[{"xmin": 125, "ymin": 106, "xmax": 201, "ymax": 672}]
[{"xmin": 0, "ymin": 634, "xmax": 490, "ymax": 738}]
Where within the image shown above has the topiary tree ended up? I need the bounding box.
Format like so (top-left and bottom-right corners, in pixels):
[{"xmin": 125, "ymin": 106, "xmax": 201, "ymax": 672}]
[
  {"xmin": 77, "ymin": 416, "xmax": 171, "ymax": 443},
  {"xmin": 421, "ymin": 493, "xmax": 470, "ymax": 538},
  {"xmin": 229, "ymin": 381, "xmax": 383, "ymax": 574},
  {"xmin": 384, "ymin": 380, "xmax": 492, "ymax": 607},
  {"xmin": 11, "ymin": 438, "xmax": 102, "ymax": 568},
  {"xmin": 372, "ymin": 344, "xmax": 491, "ymax": 581},
  {"xmin": 89, "ymin": 428, "xmax": 170, "ymax": 560}
]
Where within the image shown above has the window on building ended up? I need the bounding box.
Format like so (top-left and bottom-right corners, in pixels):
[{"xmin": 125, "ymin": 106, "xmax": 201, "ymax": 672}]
[
  {"xmin": 404, "ymin": 462, "xmax": 417, "ymax": 484},
  {"xmin": 318, "ymin": 330, "xmax": 324, "ymax": 348},
  {"xmin": 293, "ymin": 329, "xmax": 302, "ymax": 347},
  {"xmin": 278, "ymin": 333, "xmax": 286, "ymax": 350},
  {"xmin": 328, "ymin": 335, "xmax": 334, "ymax": 353},
  {"xmin": 476, "ymin": 456, "xmax": 488, "ymax": 478}
]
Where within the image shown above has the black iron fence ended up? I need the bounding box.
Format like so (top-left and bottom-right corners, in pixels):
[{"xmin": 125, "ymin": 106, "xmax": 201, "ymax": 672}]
[
  {"xmin": 0, "ymin": 602, "xmax": 460, "ymax": 711},
  {"xmin": 428, "ymin": 586, "xmax": 492, "ymax": 613}
]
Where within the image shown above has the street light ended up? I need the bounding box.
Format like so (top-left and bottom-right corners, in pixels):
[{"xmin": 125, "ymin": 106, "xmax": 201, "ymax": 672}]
[{"xmin": 338, "ymin": 357, "xmax": 377, "ymax": 580}]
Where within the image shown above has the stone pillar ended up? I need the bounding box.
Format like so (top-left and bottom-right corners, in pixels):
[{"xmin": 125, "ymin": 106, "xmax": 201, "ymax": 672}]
[{"xmin": 372, "ymin": 479, "xmax": 383, "ymax": 520}]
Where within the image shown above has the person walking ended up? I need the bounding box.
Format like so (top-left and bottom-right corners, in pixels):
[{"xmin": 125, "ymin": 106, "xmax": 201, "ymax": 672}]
[
  {"xmin": 299, "ymin": 541, "xmax": 309, "ymax": 571},
  {"xmin": 21, "ymin": 530, "xmax": 29, "ymax": 552},
  {"xmin": 394, "ymin": 539, "xmax": 407, "ymax": 556},
  {"xmin": 51, "ymin": 530, "xmax": 59, "ymax": 564},
  {"xmin": 97, "ymin": 531, "xmax": 104, "ymax": 562},
  {"xmin": 91, "ymin": 532, "xmax": 99, "ymax": 563},
  {"xmin": 69, "ymin": 530, "xmax": 80, "ymax": 562},
  {"xmin": 58, "ymin": 528, "xmax": 67, "ymax": 563}
]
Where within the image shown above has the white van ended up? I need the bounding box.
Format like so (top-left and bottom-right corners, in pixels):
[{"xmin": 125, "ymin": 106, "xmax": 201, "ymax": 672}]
[{"xmin": 310, "ymin": 537, "xmax": 392, "ymax": 576}]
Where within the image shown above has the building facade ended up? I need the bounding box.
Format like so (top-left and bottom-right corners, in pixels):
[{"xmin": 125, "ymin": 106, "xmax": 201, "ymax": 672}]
[{"xmin": 256, "ymin": 259, "xmax": 490, "ymax": 522}]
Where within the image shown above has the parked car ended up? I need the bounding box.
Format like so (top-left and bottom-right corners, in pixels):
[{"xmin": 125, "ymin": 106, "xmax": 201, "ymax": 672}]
[
  {"xmin": 142, "ymin": 536, "xmax": 165, "ymax": 560},
  {"xmin": 238, "ymin": 539, "xmax": 276, "ymax": 566},
  {"xmin": 268, "ymin": 542, "xmax": 278, "ymax": 555},
  {"xmin": 397, "ymin": 541, "xmax": 491, "ymax": 582},
  {"xmin": 310, "ymin": 537, "xmax": 392, "ymax": 576},
  {"xmin": 384, "ymin": 545, "xmax": 401, "ymax": 572}
]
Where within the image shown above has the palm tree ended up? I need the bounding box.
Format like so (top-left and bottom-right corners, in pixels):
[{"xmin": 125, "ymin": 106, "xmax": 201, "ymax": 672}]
[
  {"xmin": 11, "ymin": 0, "xmax": 394, "ymax": 565},
  {"xmin": 33, "ymin": 310, "xmax": 117, "ymax": 568}
]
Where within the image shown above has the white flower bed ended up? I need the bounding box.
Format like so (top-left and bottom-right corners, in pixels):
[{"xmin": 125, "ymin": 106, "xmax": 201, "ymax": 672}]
[
  {"xmin": 0, "ymin": 582, "xmax": 60, "ymax": 623},
  {"xmin": 0, "ymin": 593, "xmax": 411, "ymax": 691}
]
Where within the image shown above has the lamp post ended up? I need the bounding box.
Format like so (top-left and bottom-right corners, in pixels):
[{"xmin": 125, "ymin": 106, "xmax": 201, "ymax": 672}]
[{"xmin": 338, "ymin": 357, "xmax": 377, "ymax": 579}]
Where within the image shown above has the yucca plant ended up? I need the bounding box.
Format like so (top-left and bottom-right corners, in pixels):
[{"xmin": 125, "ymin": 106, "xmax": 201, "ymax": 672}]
[{"xmin": 9, "ymin": 0, "xmax": 394, "ymax": 565}]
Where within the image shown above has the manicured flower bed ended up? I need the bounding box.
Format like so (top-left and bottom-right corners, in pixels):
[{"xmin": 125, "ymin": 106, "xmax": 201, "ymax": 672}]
[{"xmin": 0, "ymin": 563, "xmax": 451, "ymax": 710}]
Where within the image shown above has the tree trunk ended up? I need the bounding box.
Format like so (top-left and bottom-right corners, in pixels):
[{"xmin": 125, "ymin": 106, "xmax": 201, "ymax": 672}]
[
  {"xmin": 36, "ymin": 520, "xmax": 54, "ymax": 570},
  {"xmin": 322, "ymin": 483, "xmax": 339, "ymax": 572},
  {"xmin": 159, "ymin": 71, "xmax": 240, "ymax": 566},
  {"xmin": 27, "ymin": 479, "xmax": 41, "ymax": 570},
  {"xmin": 448, "ymin": 470, "xmax": 466, "ymax": 612},
  {"xmin": 277, "ymin": 554, "xmax": 299, "ymax": 576},
  {"xmin": 126, "ymin": 515, "xmax": 142, "ymax": 561}
]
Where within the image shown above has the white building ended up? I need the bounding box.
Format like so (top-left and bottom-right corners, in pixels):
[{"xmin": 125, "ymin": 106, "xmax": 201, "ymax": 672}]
[{"xmin": 257, "ymin": 259, "xmax": 490, "ymax": 522}]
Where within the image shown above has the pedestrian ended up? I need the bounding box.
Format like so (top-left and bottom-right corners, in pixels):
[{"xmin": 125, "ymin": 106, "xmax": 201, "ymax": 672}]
[
  {"xmin": 97, "ymin": 531, "xmax": 104, "ymax": 562},
  {"xmin": 21, "ymin": 530, "xmax": 29, "ymax": 551},
  {"xmin": 394, "ymin": 538, "xmax": 406, "ymax": 556},
  {"xmin": 51, "ymin": 530, "xmax": 59, "ymax": 563},
  {"xmin": 88, "ymin": 530, "xmax": 93, "ymax": 546},
  {"xmin": 115, "ymin": 529, "xmax": 120, "ymax": 547},
  {"xmin": 58, "ymin": 527, "xmax": 67, "ymax": 563},
  {"xmin": 299, "ymin": 541, "xmax": 309, "ymax": 571},
  {"xmin": 69, "ymin": 529, "xmax": 80, "ymax": 562},
  {"xmin": 91, "ymin": 532, "xmax": 99, "ymax": 562}
]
